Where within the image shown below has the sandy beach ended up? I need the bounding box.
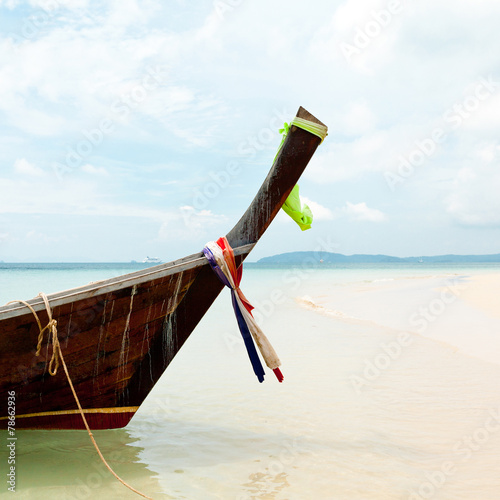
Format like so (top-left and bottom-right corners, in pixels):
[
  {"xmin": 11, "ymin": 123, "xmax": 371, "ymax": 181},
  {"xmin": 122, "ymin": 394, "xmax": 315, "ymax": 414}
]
[
  {"xmin": 295, "ymin": 269, "xmax": 500, "ymax": 367},
  {"xmin": 458, "ymin": 273, "xmax": 500, "ymax": 320}
]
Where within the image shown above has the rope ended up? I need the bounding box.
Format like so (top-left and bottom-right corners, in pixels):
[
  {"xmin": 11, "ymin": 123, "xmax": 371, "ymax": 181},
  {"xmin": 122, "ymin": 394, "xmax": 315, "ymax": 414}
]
[
  {"xmin": 7, "ymin": 297, "xmax": 60, "ymax": 376},
  {"xmin": 7, "ymin": 293, "xmax": 153, "ymax": 500}
]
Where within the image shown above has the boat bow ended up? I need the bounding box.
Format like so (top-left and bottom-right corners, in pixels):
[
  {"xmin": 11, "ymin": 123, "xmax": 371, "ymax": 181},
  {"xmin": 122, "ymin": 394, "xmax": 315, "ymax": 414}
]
[{"xmin": 0, "ymin": 106, "xmax": 327, "ymax": 429}]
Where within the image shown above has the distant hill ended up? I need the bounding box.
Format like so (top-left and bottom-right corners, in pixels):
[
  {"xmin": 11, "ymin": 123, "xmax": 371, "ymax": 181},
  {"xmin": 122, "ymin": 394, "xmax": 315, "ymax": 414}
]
[{"xmin": 256, "ymin": 252, "xmax": 500, "ymax": 264}]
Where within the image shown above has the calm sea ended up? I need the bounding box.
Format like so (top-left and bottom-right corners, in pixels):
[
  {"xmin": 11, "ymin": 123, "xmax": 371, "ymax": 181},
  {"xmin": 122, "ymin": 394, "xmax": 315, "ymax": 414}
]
[{"xmin": 1, "ymin": 262, "xmax": 500, "ymax": 499}]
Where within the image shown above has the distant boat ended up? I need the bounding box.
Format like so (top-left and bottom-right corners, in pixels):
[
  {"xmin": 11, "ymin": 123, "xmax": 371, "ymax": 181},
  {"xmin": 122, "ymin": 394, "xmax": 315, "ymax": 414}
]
[
  {"xmin": 142, "ymin": 256, "xmax": 162, "ymax": 264},
  {"xmin": 0, "ymin": 106, "xmax": 326, "ymax": 430}
]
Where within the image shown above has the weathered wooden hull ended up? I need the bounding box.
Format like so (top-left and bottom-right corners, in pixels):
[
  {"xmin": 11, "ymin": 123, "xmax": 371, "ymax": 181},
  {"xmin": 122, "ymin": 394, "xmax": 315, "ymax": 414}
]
[
  {"xmin": 0, "ymin": 107, "xmax": 326, "ymax": 429},
  {"xmin": 0, "ymin": 249, "xmax": 249, "ymax": 429}
]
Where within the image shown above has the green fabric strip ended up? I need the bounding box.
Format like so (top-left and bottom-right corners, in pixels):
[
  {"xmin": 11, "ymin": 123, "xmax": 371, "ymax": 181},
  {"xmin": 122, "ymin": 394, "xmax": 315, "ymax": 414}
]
[
  {"xmin": 276, "ymin": 116, "xmax": 327, "ymax": 231},
  {"xmin": 282, "ymin": 185, "xmax": 313, "ymax": 231}
]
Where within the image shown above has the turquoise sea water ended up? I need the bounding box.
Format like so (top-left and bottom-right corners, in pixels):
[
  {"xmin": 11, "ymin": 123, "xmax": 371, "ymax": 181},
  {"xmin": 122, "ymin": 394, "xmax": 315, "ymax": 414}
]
[
  {"xmin": 1, "ymin": 262, "xmax": 500, "ymax": 499},
  {"xmin": 0, "ymin": 263, "xmax": 160, "ymax": 306},
  {"xmin": 2, "ymin": 261, "xmax": 499, "ymax": 306}
]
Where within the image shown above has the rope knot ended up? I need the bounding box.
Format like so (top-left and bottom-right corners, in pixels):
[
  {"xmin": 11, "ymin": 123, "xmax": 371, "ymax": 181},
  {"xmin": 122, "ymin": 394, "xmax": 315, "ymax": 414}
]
[{"xmin": 34, "ymin": 317, "xmax": 60, "ymax": 375}]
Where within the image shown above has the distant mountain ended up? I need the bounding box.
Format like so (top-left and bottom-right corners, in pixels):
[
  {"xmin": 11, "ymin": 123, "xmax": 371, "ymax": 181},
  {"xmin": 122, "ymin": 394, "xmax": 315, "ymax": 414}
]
[{"xmin": 256, "ymin": 251, "xmax": 500, "ymax": 264}]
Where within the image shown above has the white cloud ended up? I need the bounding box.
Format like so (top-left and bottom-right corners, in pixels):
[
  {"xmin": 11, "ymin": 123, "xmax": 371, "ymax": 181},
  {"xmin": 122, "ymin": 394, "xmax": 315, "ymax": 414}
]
[
  {"xmin": 310, "ymin": 0, "xmax": 405, "ymax": 74},
  {"xmin": 0, "ymin": 1, "xmax": 231, "ymax": 148},
  {"xmin": 158, "ymin": 206, "xmax": 227, "ymax": 241},
  {"xmin": 342, "ymin": 201, "xmax": 386, "ymax": 222},
  {"xmin": 13, "ymin": 158, "xmax": 45, "ymax": 177},
  {"xmin": 81, "ymin": 164, "xmax": 109, "ymax": 176},
  {"xmin": 28, "ymin": 0, "xmax": 90, "ymax": 9},
  {"xmin": 0, "ymin": 0, "xmax": 19, "ymax": 8},
  {"xmin": 460, "ymin": 90, "xmax": 500, "ymax": 137},
  {"xmin": 103, "ymin": 0, "xmax": 157, "ymax": 29},
  {"xmin": 445, "ymin": 161, "xmax": 500, "ymax": 227},
  {"xmin": 278, "ymin": 198, "xmax": 385, "ymax": 224},
  {"xmin": 0, "ymin": 13, "xmax": 175, "ymax": 136},
  {"xmin": 1, "ymin": 0, "xmax": 500, "ymax": 260},
  {"xmin": 301, "ymin": 197, "xmax": 334, "ymax": 221},
  {"xmin": 343, "ymin": 101, "xmax": 376, "ymax": 135},
  {"xmin": 305, "ymin": 128, "xmax": 400, "ymax": 183},
  {"xmin": 0, "ymin": 174, "xmax": 174, "ymax": 220},
  {"xmin": 0, "ymin": 233, "xmax": 10, "ymax": 242},
  {"xmin": 25, "ymin": 230, "xmax": 68, "ymax": 245},
  {"xmin": 476, "ymin": 143, "xmax": 498, "ymax": 163}
]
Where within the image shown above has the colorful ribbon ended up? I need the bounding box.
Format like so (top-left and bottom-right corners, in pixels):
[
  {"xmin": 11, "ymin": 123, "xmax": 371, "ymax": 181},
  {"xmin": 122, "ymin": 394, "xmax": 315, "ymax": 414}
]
[{"xmin": 203, "ymin": 237, "xmax": 283, "ymax": 383}]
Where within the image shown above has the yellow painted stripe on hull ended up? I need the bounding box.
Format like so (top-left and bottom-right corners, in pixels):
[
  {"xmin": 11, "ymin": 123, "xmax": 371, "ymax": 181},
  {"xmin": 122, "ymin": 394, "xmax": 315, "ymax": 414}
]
[{"xmin": 0, "ymin": 406, "xmax": 139, "ymax": 420}]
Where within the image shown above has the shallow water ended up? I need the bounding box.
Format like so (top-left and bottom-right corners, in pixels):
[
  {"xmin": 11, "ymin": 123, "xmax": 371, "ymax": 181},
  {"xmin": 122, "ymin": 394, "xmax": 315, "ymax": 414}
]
[{"xmin": 1, "ymin": 263, "xmax": 500, "ymax": 499}]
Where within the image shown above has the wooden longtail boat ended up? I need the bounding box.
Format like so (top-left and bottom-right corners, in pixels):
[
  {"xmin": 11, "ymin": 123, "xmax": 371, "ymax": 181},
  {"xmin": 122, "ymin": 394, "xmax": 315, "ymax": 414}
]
[{"xmin": 0, "ymin": 107, "xmax": 326, "ymax": 430}]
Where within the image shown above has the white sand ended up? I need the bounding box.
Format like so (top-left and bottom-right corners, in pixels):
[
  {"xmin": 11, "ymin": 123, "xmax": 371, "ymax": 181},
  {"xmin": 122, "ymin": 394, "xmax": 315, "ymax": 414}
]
[{"xmin": 457, "ymin": 272, "xmax": 500, "ymax": 320}]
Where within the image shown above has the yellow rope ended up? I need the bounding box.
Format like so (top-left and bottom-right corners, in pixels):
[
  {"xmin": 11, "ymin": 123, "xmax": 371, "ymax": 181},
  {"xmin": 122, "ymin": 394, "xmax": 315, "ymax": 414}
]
[
  {"xmin": 7, "ymin": 297, "xmax": 60, "ymax": 375},
  {"xmin": 8, "ymin": 293, "xmax": 153, "ymax": 500}
]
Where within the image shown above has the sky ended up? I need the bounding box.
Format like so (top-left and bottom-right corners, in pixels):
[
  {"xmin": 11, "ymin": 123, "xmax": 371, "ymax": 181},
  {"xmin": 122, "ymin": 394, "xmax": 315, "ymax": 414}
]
[{"xmin": 0, "ymin": 0, "xmax": 500, "ymax": 262}]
